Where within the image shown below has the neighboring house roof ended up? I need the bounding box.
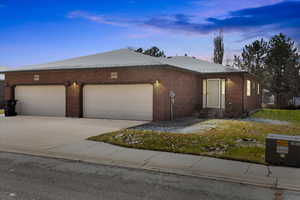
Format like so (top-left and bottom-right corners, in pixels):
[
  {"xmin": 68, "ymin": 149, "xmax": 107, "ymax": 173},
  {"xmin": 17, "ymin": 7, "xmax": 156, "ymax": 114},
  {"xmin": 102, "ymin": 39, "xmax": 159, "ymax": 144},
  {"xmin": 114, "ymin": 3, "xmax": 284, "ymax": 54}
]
[
  {"xmin": 0, "ymin": 67, "xmax": 8, "ymax": 80},
  {"xmin": 0, "ymin": 49, "xmax": 244, "ymax": 74}
]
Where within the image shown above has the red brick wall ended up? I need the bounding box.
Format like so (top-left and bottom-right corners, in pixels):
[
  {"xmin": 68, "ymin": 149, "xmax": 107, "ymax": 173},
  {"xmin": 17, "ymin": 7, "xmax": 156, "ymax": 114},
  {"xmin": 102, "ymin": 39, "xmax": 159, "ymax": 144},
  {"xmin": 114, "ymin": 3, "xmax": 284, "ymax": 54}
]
[
  {"xmin": 169, "ymin": 71, "xmax": 200, "ymax": 119},
  {"xmin": 202, "ymin": 73, "xmax": 244, "ymax": 117},
  {"xmin": 4, "ymin": 67, "xmax": 261, "ymax": 120},
  {"xmin": 0, "ymin": 81, "xmax": 4, "ymax": 108},
  {"xmin": 243, "ymin": 73, "xmax": 262, "ymax": 113},
  {"xmin": 4, "ymin": 67, "xmax": 200, "ymax": 121},
  {"xmin": 66, "ymin": 83, "xmax": 82, "ymax": 118}
]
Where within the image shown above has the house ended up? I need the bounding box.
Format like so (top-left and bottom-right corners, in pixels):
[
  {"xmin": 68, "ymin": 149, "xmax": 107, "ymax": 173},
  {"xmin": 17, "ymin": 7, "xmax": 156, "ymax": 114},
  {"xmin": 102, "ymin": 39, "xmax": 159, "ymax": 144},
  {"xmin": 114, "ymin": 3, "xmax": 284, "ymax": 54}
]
[
  {"xmin": 1, "ymin": 49, "xmax": 262, "ymax": 121},
  {"xmin": 291, "ymin": 97, "xmax": 300, "ymax": 107}
]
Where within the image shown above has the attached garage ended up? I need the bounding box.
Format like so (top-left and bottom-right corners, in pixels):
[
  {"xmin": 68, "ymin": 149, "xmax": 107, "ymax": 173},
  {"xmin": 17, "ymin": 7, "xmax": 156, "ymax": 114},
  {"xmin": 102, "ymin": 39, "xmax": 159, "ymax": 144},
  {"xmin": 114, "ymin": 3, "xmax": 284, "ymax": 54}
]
[
  {"xmin": 15, "ymin": 85, "xmax": 66, "ymax": 117},
  {"xmin": 83, "ymin": 84, "xmax": 153, "ymax": 121}
]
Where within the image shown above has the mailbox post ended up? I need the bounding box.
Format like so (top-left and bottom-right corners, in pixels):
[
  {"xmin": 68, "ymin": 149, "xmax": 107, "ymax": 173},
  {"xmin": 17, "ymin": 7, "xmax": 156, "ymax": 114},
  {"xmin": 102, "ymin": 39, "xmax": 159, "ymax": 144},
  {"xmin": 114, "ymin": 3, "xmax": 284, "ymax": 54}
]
[
  {"xmin": 266, "ymin": 134, "xmax": 300, "ymax": 167},
  {"xmin": 169, "ymin": 91, "xmax": 176, "ymax": 121}
]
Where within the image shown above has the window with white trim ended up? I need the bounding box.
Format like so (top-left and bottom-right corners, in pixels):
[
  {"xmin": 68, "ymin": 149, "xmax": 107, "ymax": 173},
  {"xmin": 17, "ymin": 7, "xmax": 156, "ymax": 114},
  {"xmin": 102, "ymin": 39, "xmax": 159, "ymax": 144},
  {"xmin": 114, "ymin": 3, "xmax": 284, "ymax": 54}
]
[
  {"xmin": 202, "ymin": 79, "xmax": 207, "ymax": 108},
  {"xmin": 203, "ymin": 79, "xmax": 207, "ymax": 95},
  {"xmin": 247, "ymin": 80, "xmax": 251, "ymax": 96},
  {"xmin": 221, "ymin": 79, "xmax": 225, "ymax": 95}
]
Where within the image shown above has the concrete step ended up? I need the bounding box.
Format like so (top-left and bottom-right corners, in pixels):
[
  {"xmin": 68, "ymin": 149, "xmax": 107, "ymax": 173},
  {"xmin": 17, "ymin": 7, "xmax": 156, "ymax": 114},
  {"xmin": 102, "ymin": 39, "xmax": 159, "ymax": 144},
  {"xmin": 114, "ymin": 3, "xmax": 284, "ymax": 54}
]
[{"xmin": 199, "ymin": 108, "xmax": 225, "ymax": 118}]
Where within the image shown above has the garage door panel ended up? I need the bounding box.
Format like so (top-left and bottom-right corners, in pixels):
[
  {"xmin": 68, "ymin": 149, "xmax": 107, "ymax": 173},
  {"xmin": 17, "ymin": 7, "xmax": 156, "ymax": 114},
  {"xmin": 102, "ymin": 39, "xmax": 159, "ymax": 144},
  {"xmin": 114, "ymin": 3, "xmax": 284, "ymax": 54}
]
[
  {"xmin": 83, "ymin": 84, "xmax": 153, "ymax": 121},
  {"xmin": 15, "ymin": 86, "xmax": 66, "ymax": 117}
]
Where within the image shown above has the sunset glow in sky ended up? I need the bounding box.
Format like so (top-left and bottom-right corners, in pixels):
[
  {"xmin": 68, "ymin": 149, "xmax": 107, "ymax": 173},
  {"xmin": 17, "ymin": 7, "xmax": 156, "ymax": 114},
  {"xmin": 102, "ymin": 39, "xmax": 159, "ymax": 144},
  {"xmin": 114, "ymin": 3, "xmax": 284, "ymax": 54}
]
[{"xmin": 0, "ymin": 0, "xmax": 299, "ymax": 67}]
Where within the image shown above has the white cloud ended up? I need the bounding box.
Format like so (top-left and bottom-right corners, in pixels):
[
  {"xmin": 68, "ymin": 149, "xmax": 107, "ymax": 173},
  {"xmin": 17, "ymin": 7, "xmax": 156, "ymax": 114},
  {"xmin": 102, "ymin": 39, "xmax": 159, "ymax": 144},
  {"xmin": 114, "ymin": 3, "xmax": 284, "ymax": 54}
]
[{"xmin": 67, "ymin": 11, "xmax": 130, "ymax": 27}]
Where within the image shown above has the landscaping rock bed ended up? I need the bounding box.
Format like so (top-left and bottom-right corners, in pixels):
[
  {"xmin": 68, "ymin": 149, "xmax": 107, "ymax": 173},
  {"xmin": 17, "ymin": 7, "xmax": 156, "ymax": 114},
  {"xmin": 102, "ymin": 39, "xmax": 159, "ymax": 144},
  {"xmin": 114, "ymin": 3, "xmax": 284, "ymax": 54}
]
[{"xmin": 129, "ymin": 117, "xmax": 205, "ymax": 133}]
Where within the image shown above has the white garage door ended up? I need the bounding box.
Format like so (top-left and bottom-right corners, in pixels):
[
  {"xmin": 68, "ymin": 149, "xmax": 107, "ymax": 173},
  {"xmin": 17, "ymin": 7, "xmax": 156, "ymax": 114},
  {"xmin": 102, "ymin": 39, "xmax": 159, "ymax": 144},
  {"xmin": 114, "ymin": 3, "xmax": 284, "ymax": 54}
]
[
  {"xmin": 15, "ymin": 85, "xmax": 66, "ymax": 117},
  {"xmin": 83, "ymin": 84, "xmax": 153, "ymax": 121}
]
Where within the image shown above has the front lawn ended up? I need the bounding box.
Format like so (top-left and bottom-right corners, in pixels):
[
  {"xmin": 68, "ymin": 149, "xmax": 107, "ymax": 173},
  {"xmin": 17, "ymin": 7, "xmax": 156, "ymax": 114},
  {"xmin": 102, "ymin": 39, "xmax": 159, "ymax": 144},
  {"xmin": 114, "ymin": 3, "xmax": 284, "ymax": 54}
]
[
  {"xmin": 88, "ymin": 120, "xmax": 300, "ymax": 164},
  {"xmin": 251, "ymin": 109, "xmax": 300, "ymax": 123}
]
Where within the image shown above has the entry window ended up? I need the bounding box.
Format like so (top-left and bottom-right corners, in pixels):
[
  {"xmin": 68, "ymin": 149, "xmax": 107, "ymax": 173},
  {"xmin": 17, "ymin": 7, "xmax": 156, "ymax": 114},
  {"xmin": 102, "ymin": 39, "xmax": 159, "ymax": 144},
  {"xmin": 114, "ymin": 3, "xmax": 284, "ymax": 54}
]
[
  {"xmin": 221, "ymin": 79, "xmax": 225, "ymax": 95},
  {"xmin": 257, "ymin": 83, "xmax": 260, "ymax": 95},
  {"xmin": 202, "ymin": 79, "xmax": 207, "ymax": 108},
  {"xmin": 247, "ymin": 80, "xmax": 251, "ymax": 96},
  {"xmin": 203, "ymin": 80, "xmax": 207, "ymax": 95}
]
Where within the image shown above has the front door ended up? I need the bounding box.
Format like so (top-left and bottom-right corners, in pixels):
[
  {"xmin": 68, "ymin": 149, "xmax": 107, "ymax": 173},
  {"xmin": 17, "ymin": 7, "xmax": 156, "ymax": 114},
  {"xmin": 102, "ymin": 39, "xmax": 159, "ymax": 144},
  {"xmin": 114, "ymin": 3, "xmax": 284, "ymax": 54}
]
[{"xmin": 206, "ymin": 79, "xmax": 220, "ymax": 108}]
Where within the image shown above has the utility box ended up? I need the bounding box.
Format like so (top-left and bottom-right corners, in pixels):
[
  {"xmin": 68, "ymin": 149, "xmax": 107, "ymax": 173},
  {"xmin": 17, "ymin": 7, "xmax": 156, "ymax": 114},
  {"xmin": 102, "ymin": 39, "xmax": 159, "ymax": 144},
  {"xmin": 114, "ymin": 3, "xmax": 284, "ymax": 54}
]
[{"xmin": 266, "ymin": 134, "xmax": 300, "ymax": 167}]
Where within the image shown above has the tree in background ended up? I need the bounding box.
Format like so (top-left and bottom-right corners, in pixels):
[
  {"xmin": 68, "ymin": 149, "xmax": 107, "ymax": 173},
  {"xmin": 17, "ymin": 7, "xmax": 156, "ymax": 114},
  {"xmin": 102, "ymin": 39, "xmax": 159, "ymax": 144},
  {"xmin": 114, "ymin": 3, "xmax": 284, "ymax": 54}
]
[
  {"xmin": 135, "ymin": 46, "xmax": 166, "ymax": 57},
  {"xmin": 233, "ymin": 33, "xmax": 300, "ymax": 106},
  {"xmin": 135, "ymin": 48, "xmax": 143, "ymax": 53},
  {"xmin": 232, "ymin": 55, "xmax": 242, "ymax": 69},
  {"xmin": 265, "ymin": 33, "xmax": 300, "ymax": 105},
  {"xmin": 234, "ymin": 39, "xmax": 268, "ymax": 86},
  {"xmin": 213, "ymin": 30, "xmax": 224, "ymax": 64}
]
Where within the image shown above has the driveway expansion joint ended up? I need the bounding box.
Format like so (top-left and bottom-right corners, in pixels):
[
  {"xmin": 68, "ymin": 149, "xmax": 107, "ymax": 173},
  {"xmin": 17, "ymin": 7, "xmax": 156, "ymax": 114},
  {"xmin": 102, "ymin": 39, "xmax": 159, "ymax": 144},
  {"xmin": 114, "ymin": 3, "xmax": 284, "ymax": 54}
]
[
  {"xmin": 141, "ymin": 152, "xmax": 162, "ymax": 167},
  {"xmin": 244, "ymin": 164, "xmax": 251, "ymax": 174},
  {"xmin": 274, "ymin": 178, "xmax": 279, "ymax": 189},
  {"xmin": 267, "ymin": 166, "xmax": 272, "ymax": 177},
  {"xmin": 188, "ymin": 157, "xmax": 205, "ymax": 169}
]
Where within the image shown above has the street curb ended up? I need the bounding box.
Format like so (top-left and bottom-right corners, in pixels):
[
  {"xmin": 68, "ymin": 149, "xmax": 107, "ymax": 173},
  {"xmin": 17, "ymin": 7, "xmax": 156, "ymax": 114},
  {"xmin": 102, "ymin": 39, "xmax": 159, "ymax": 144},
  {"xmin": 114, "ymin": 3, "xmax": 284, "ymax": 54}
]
[{"xmin": 1, "ymin": 148, "xmax": 300, "ymax": 192}]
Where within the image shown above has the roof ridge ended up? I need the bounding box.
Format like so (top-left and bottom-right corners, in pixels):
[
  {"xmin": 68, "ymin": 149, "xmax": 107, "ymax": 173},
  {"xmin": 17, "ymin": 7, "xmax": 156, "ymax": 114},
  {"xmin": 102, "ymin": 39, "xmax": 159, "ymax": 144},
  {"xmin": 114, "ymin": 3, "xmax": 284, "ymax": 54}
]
[
  {"xmin": 20, "ymin": 48, "xmax": 131, "ymax": 68},
  {"xmin": 3, "ymin": 48, "xmax": 243, "ymax": 74}
]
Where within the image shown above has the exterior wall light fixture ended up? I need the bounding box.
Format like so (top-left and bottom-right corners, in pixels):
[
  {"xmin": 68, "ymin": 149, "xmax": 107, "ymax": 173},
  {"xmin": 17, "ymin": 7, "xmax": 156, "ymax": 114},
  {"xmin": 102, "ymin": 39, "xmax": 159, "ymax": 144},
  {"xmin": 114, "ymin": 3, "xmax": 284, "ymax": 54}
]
[{"xmin": 155, "ymin": 80, "xmax": 160, "ymax": 87}]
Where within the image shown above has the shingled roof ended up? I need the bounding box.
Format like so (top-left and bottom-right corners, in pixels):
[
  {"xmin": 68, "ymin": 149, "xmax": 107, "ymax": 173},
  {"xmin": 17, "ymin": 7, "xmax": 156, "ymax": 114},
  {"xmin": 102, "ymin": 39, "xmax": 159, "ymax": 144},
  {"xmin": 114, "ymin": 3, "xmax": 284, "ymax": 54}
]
[{"xmin": 0, "ymin": 49, "xmax": 243, "ymax": 74}]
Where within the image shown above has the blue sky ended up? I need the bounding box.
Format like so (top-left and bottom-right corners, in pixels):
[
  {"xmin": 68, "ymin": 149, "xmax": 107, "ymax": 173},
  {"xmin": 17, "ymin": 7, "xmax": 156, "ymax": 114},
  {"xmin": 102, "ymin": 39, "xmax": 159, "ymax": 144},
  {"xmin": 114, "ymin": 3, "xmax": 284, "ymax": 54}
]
[{"xmin": 0, "ymin": 0, "xmax": 299, "ymax": 67}]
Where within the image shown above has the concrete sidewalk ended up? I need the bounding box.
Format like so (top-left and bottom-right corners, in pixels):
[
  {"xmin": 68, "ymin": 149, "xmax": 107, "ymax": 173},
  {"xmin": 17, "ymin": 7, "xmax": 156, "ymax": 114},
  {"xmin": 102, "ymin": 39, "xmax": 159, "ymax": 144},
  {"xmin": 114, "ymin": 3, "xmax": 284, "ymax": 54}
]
[{"xmin": 1, "ymin": 139, "xmax": 300, "ymax": 192}]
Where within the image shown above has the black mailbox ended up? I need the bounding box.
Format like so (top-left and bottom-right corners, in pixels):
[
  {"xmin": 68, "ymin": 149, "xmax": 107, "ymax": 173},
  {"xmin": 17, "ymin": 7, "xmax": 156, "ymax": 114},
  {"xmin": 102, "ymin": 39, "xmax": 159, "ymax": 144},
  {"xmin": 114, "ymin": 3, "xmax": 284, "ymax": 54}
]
[{"xmin": 266, "ymin": 134, "xmax": 300, "ymax": 167}]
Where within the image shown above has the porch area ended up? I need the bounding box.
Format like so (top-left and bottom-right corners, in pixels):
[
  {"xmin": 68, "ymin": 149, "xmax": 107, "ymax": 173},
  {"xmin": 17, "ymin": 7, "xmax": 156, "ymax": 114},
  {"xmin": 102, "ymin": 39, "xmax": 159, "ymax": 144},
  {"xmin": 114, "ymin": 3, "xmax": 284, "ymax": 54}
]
[{"xmin": 200, "ymin": 78, "xmax": 226, "ymax": 118}]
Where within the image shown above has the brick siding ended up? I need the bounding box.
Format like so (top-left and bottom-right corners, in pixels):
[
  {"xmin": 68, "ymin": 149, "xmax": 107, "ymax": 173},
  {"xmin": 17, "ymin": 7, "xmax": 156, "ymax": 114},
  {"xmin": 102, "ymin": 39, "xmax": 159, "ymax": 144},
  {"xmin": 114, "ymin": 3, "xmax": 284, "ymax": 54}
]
[{"xmin": 0, "ymin": 81, "xmax": 4, "ymax": 108}]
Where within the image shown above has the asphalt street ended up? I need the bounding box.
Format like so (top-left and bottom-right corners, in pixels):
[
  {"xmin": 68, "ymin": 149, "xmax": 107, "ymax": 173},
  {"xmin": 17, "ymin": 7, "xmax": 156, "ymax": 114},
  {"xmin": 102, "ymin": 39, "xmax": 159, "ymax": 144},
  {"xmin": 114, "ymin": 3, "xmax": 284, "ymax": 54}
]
[{"xmin": 0, "ymin": 152, "xmax": 299, "ymax": 200}]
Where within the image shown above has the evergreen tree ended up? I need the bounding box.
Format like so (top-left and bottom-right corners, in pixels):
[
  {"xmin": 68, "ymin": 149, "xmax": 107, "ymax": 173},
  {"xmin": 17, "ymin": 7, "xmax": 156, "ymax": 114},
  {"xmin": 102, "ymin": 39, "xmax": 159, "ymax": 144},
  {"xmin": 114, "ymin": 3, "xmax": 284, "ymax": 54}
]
[
  {"xmin": 135, "ymin": 46, "xmax": 166, "ymax": 57},
  {"xmin": 135, "ymin": 48, "xmax": 143, "ymax": 53},
  {"xmin": 239, "ymin": 39, "xmax": 268, "ymax": 86},
  {"xmin": 265, "ymin": 33, "xmax": 300, "ymax": 105},
  {"xmin": 232, "ymin": 55, "xmax": 242, "ymax": 69},
  {"xmin": 213, "ymin": 30, "xmax": 224, "ymax": 64}
]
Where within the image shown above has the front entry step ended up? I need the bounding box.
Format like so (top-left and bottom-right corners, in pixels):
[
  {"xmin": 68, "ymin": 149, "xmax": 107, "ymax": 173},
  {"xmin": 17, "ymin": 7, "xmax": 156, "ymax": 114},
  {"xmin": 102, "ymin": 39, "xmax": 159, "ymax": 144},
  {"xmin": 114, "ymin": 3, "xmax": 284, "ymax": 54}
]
[{"xmin": 199, "ymin": 108, "xmax": 225, "ymax": 118}]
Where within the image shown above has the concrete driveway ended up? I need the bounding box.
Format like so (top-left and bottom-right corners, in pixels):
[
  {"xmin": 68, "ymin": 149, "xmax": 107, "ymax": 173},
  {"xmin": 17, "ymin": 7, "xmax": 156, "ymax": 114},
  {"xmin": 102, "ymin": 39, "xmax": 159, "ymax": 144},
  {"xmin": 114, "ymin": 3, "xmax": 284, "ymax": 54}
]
[
  {"xmin": 1, "ymin": 116, "xmax": 300, "ymax": 192},
  {"xmin": 0, "ymin": 116, "xmax": 146, "ymax": 153}
]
